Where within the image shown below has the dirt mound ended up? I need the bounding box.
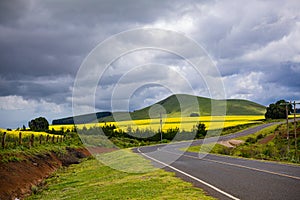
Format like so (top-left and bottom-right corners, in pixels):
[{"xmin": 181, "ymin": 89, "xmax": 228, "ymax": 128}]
[
  {"xmin": 218, "ymin": 139, "xmax": 244, "ymax": 148},
  {"xmin": 0, "ymin": 147, "xmax": 91, "ymax": 200}
]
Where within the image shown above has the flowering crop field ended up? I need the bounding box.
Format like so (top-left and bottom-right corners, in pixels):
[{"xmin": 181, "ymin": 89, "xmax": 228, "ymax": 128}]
[
  {"xmin": 49, "ymin": 115, "xmax": 265, "ymax": 132},
  {"xmin": 0, "ymin": 129, "xmax": 56, "ymax": 148},
  {"xmin": 0, "ymin": 129, "xmax": 50, "ymax": 137},
  {"xmin": 0, "ymin": 129, "xmax": 65, "ymax": 149}
]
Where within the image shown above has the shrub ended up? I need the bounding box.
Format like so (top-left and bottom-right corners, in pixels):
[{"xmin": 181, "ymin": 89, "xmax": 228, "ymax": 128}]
[
  {"xmin": 245, "ymin": 137, "xmax": 256, "ymax": 144},
  {"xmin": 196, "ymin": 122, "xmax": 207, "ymax": 138},
  {"xmin": 256, "ymin": 134, "xmax": 264, "ymax": 140}
]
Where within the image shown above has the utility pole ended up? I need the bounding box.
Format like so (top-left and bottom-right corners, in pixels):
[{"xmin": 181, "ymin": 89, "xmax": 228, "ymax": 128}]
[
  {"xmin": 294, "ymin": 101, "xmax": 297, "ymax": 159},
  {"xmin": 286, "ymin": 102, "xmax": 290, "ymax": 153},
  {"xmin": 280, "ymin": 101, "xmax": 291, "ymax": 153},
  {"xmin": 160, "ymin": 112, "xmax": 163, "ymax": 142},
  {"xmin": 293, "ymin": 101, "xmax": 300, "ymax": 159},
  {"xmin": 281, "ymin": 101, "xmax": 299, "ymax": 156}
]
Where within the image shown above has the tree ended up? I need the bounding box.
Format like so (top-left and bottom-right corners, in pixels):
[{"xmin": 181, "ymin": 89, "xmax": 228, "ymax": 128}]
[
  {"xmin": 28, "ymin": 117, "xmax": 49, "ymax": 131},
  {"xmin": 196, "ymin": 122, "xmax": 207, "ymax": 138},
  {"xmin": 265, "ymin": 100, "xmax": 292, "ymax": 119}
]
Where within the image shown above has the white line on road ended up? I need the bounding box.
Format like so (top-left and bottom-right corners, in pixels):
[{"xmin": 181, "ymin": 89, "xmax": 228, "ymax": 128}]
[
  {"xmin": 160, "ymin": 149, "xmax": 300, "ymax": 181},
  {"xmin": 137, "ymin": 148, "xmax": 240, "ymax": 200}
]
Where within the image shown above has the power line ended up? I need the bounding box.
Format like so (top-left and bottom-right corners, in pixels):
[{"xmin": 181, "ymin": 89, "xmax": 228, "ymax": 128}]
[{"xmin": 280, "ymin": 101, "xmax": 300, "ymax": 157}]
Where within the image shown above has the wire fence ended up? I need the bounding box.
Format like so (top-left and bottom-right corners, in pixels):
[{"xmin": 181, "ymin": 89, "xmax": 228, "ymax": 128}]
[{"xmin": 1, "ymin": 131, "xmax": 65, "ymax": 149}]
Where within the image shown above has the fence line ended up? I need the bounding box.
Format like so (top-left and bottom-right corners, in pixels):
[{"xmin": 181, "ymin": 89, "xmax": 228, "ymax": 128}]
[{"xmin": 1, "ymin": 131, "xmax": 65, "ymax": 149}]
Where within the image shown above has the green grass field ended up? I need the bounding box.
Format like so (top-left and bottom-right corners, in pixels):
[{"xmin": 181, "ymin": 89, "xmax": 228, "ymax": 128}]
[
  {"xmin": 185, "ymin": 124, "xmax": 279, "ymax": 153},
  {"xmin": 27, "ymin": 150, "xmax": 215, "ymax": 200},
  {"xmin": 186, "ymin": 122, "xmax": 300, "ymax": 164}
]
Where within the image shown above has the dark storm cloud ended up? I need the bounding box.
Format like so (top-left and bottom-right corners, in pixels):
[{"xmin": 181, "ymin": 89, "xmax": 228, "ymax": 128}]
[
  {"xmin": 0, "ymin": 0, "xmax": 30, "ymax": 25},
  {"xmin": 40, "ymin": 0, "xmax": 176, "ymax": 25},
  {"xmin": 262, "ymin": 62, "xmax": 300, "ymax": 88},
  {"xmin": 0, "ymin": 0, "xmax": 299, "ymax": 127},
  {"xmin": 0, "ymin": 75, "xmax": 73, "ymax": 103},
  {"xmin": 0, "ymin": 0, "xmax": 183, "ymax": 103}
]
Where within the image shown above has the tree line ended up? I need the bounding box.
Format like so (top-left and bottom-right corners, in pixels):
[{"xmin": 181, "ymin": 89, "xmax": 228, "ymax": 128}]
[
  {"xmin": 265, "ymin": 100, "xmax": 293, "ymax": 119},
  {"xmin": 78, "ymin": 122, "xmax": 207, "ymax": 142}
]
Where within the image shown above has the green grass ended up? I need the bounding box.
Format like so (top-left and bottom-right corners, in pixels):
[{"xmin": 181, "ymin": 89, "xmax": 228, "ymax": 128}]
[
  {"xmin": 0, "ymin": 132, "xmax": 83, "ymax": 163},
  {"xmin": 217, "ymin": 122, "xmax": 262, "ymax": 137},
  {"xmin": 186, "ymin": 124, "xmax": 279, "ymax": 153},
  {"xmin": 27, "ymin": 150, "xmax": 215, "ymax": 200},
  {"xmin": 185, "ymin": 125, "xmax": 279, "ymax": 155},
  {"xmin": 236, "ymin": 124, "xmax": 278, "ymax": 141},
  {"xmin": 117, "ymin": 94, "xmax": 266, "ymax": 120},
  {"xmin": 0, "ymin": 144, "xmax": 69, "ymax": 163},
  {"xmin": 186, "ymin": 123, "xmax": 300, "ymax": 164},
  {"xmin": 54, "ymin": 94, "xmax": 266, "ymax": 123}
]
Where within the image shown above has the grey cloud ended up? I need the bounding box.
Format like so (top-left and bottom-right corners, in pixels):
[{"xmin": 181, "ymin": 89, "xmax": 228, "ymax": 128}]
[
  {"xmin": 0, "ymin": 75, "xmax": 73, "ymax": 103},
  {"xmin": 0, "ymin": 0, "xmax": 184, "ymax": 79},
  {"xmin": 0, "ymin": 0, "xmax": 30, "ymax": 25},
  {"xmin": 0, "ymin": 0, "xmax": 300, "ymax": 127},
  {"xmin": 40, "ymin": 0, "xmax": 175, "ymax": 24},
  {"xmin": 194, "ymin": 1, "xmax": 296, "ymax": 59},
  {"xmin": 262, "ymin": 62, "xmax": 300, "ymax": 88}
]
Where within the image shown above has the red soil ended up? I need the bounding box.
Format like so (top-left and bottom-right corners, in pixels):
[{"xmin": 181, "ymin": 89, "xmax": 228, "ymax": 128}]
[
  {"xmin": 259, "ymin": 134, "xmax": 275, "ymax": 144},
  {"xmin": 0, "ymin": 147, "xmax": 115, "ymax": 200}
]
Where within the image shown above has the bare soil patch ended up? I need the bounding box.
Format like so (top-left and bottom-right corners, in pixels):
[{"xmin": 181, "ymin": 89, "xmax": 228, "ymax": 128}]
[
  {"xmin": 0, "ymin": 147, "xmax": 115, "ymax": 200},
  {"xmin": 218, "ymin": 139, "xmax": 244, "ymax": 148},
  {"xmin": 259, "ymin": 134, "xmax": 275, "ymax": 144}
]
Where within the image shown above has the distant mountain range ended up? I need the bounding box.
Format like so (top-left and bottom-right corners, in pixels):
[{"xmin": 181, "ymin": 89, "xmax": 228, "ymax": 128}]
[{"xmin": 52, "ymin": 94, "xmax": 266, "ymax": 125}]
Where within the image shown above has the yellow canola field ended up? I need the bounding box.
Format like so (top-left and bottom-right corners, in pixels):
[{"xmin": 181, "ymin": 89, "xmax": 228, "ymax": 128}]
[
  {"xmin": 0, "ymin": 129, "xmax": 50, "ymax": 138},
  {"xmin": 49, "ymin": 115, "xmax": 264, "ymax": 132}
]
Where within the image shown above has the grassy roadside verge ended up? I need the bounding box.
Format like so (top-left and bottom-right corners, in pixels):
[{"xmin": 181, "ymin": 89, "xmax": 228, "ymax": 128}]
[
  {"xmin": 185, "ymin": 124, "xmax": 278, "ymax": 153},
  {"xmin": 185, "ymin": 123, "xmax": 300, "ymax": 164},
  {"xmin": 27, "ymin": 149, "xmax": 215, "ymax": 200},
  {"xmin": 0, "ymin": 133, "xmax": 83, "ymax": 164}
]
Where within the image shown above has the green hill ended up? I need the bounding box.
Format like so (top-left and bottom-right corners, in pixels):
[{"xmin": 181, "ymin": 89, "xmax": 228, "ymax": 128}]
[
  {"xmin": 100, "ymin": 94, "xmax": 266, "ymax": 122},
  {"xmin": 135, "ymin": 94, "xmax": 265, "ymax": 117},
  {"xmin": 52, "ymin": 94, "xmax": 266, "ymax": 124}
]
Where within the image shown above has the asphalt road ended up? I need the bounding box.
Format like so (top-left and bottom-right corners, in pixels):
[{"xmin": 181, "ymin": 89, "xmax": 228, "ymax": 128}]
[{"xmin": 135, "ymin": 122, "xmax": 300, "ymax": 200}]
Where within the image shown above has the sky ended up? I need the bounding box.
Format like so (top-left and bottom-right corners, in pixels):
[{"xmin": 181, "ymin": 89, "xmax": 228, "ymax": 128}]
[{"xmin": 0, "ymin": 0, "xmax": 300, "ymax": 128}]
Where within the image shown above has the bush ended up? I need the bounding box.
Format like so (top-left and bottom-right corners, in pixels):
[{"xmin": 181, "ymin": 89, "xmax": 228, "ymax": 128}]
[
  {"xmin": 196, "ymin": 122, "xmax": 207, "ymax": 138},
  {"xmin": 256, "ymin": 134, "xmax": 264, "ymax": 140},
  {"xmin": 245, "ymin": 137, "xmax": 256, "ymax": 144}
]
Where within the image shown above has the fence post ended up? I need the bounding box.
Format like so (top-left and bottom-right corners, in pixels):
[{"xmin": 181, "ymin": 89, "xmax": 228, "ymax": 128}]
[
  {"xmin": 39, "ymin": 135, "xmax": 43, "ymax": 144},
  {"xmin": 56, "ymin": 136, "xmax": 59, "ymax": 143},
  {"xmin": 46, "ymin": 135, "xmax": 49, "ymax": 142},
  {"xmin": 2, "ymin": 132, "xmax": 6, "ymax": 149},
  {"xmin": 60, "ymin": 136, "xmax": 63, "ymax": 143},
  {"xmin": 52, "ymin": 135, "xmax": 55, "ymax": 143},
  {"xmin": 19, "ymin": 132, "xmax": 22, "ymax": 145},
  {"xmin": 29, "ymin": 134, "xmax": 34, "ymax": 148}
]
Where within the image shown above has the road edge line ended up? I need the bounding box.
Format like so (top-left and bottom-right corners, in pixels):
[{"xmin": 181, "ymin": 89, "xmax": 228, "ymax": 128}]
[
  {"xmin": 137, "ymin": 148, "xmax": 240, "ymax": 200},
  {"xmin": 161, "ymin": 149, "xmax": 300, "ymax": 181}
]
